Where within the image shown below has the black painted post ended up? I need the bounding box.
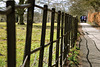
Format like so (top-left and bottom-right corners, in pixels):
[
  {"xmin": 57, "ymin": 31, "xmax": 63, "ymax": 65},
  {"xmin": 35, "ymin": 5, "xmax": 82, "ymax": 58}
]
[
  {"xmin": 48, "ymin": 8, "xmax": 55, "ymax": 67},
  {"xmin": 72, "ymin": 17, "xmax": 75, "ymax": 47},
  {"xmin": 6, "ymin": 1, "xmax": 16, "ymax": 67},
  {"xmin": 70, "ymin": 16, "xmax": 73, "ymax": 48},
  {"xmin": 66, "ymin": 14, "xmax": 69, "ymax": 60},
  {"xmin": 73, "ymin": 17, "xmax": 75, "ymax": 46},
  {"xmin": 23, "ymin": 0, "xmax": 35, "ymax": 67},
  {"xmin": 67, "ymin": 14, "xmax": 70, "ymax": 53},
  {"xmin": 71, "ymin": 16, "xmax": 74, "ymax": 47},
  {"xmin": 67, "ymin": 14, "xmax": 70, "ymax": 50},
  {"xmin": 38, "ymin": 5, "xmax": 48, "ymax": 67},
  {"xmin": 63, "ymin": 13, "xmax": 69, "ymax": 66},
  {"xmin": 68, "ymin": 15, "xmax": 70, "ymax": 48},
  {"xmin": 72, "ymin": 17, "xmax": 74, "ymax": 47},
  {"xmin": 75, "ymin": 18, "xmax": 77, "ymax": 40},
  {"xmin": 56, "ymin": 11, "xmax": 61, "ymax": 67},
  {"xmin": 60, "ymin": 12, "xmax": 64, "ymax": 67},
  {"xmin": 69, "ymin": 15, "xmax": 72, "ymax": 48},
  {"xmin": 63, "ymin": 13, "xmax": 67, "ymax": 61},
  {"xmin": 72, "ymin": 16, "xmax": 74, "ymax": 47},
  {"xmin": 75, "ymin": 16, "xmax": 78, "ymax": 40},
  {"xmin": 73, "ymin": 17, "xmax": 75, "ymax": 45}
]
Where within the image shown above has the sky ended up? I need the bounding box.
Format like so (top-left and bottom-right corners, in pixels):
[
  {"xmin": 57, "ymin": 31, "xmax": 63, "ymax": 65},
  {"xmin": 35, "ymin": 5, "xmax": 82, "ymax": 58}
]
[
  {"xmin": 0, "ymin": 0, "xmax": 68, "ymax": 6},
  {"xmin": 0, "ymin": 0, "xmax": 19, "ymax": 7},
  {"xmin": 0, "ymin": 0, "xmax": 68, "ymax": 12}
]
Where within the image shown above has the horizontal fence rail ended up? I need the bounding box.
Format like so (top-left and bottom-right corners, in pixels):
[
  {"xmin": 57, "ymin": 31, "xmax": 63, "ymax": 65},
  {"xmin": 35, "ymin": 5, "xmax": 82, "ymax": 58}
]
[
  {"xmin": 0, "ymin": 0, "xmax": 78, "ymax": 67},
  {"xmin": 0, "ymin": 6, "xmax": 12, "ymax": 15},
  {"xmin": 15, "ymin": 4, "xmax": 31, "ymax": 8}
]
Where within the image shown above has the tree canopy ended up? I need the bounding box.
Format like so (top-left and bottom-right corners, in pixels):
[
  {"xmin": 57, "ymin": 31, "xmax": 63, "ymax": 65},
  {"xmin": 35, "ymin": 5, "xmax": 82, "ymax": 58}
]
[{"xmin": 67, "ymin": 0, "xmax": 100, "ymax": 16}]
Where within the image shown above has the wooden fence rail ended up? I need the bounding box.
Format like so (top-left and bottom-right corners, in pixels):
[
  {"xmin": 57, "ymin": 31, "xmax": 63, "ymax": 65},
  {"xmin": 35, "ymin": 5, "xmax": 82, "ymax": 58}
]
[{"xmin": 0, "ymin": 0, "xmax": 78, "ymax": 67}]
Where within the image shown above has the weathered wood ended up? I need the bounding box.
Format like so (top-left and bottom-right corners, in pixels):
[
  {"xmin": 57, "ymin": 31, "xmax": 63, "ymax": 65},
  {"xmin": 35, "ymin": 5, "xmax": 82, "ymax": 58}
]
[
  {"xmin": 23, "ymin": 0, "xmax": 35, "ymax": 67},
  {"xmin": 38, "ymin": 5, "xmax": 48, "ymax": 67},
  {"xmin": 48, "ymin": 8, "xmax": 55, "ymax": 67},
  {"xmin": 6, "ymin": 1, "xmax": 16, "ymax": 67},
  {"xmin": 56, "ymin": 11, "xmax": 61, "ymax": 67}
]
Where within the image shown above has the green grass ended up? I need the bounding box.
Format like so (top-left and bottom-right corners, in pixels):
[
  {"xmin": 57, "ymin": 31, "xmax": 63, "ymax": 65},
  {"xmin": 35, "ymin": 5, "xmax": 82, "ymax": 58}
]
[{"xmin": 0, "ymin": 22, "xmax": 57, "ymax": 67}]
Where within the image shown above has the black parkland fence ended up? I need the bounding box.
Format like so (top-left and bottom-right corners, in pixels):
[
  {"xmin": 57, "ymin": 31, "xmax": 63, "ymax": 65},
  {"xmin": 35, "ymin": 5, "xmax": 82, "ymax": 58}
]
[{"xmin": 0, "ymin": 0, "xmax": 78, "ymax": 67}]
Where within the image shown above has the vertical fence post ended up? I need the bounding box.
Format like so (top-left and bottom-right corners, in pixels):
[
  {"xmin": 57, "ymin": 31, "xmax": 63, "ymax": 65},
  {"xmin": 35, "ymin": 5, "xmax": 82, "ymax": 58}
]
[
  {"xmin": 38, "ymin": 5, "xmax": 48, "ymax": 67},
  {"xmin": 72, "ymin": 16, "xmax": 74, "ymax": 47},
  {"xmin": 6, "ymin": 1, "xmax": 16, "ymax": 67},
  {"xmin": 70, "ymin": 15, "xmax": 73, "ymax": 48},
  {"xmin": 73, "ymin": 17, "xmax": 75, "ymax": 46},
  {"xmin": 48, "ymin": 8, "xmax": 55, "ymax": 67},
  {"xmin": 68, "ymin": 15, "xmax": 70, "ymax": 49},
  {"xmin": 63, "ymin": 13, "xmax": 69, "ymax": 66},
  {"xmin": 71, "ymin": 16, "xmax": 74, "ymax": 47},
  {"xmin": 60, "ymin": 12, "xmax": 64, "ymax": 67},
  {"xmin": 66, "ymin": 14, "xmax": 70, "ymax": 62},
  {"xmin": 23, "ymin": 0, "xmax": 35, "ymax": 67},
  {"xmin": 67, "ymin": 14, "xmax": 70, "ymax": 54},
  {"xmin": 63, "ymin": 13, "xmax": 67, "ymax": 63},
  {"xmin": 75, "ymin": 16, "xmax": 78, "ymax": 40},
  {"xmin": 68, "ymin": 15, "xmax": 71, "ymax": 48},
  {"xmin": 56, "ymin": 11, "xmax": 61, "ymax": 67}
]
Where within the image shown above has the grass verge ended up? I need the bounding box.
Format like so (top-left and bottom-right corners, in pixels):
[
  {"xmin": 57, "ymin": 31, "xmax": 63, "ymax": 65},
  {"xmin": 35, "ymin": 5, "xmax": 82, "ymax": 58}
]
[{"xmin": 0, "ymin": 22, "xmax": 57, "ymax": 67}]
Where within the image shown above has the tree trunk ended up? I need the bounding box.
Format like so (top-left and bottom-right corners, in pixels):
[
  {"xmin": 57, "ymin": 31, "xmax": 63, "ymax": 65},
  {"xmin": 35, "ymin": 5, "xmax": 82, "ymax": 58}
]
[
  {"xmin": 17, "ymin": 0, "xmax": 25, "ymax": 25},
  {"xmin": 18, "ymin": 14, "xmax": 25, "ymax": 25}
]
